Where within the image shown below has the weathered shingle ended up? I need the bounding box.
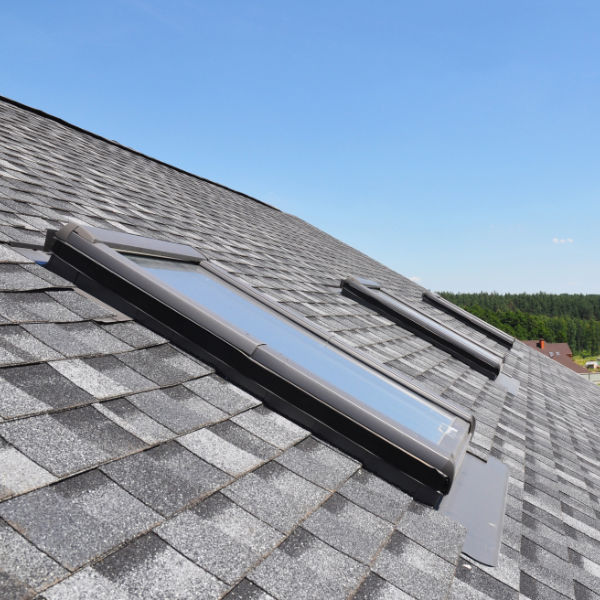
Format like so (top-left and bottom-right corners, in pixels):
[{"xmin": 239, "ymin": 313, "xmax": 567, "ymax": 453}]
[
  {"xmin": 157, "ymin": 492, "xmax": 283, "ymax": 584},
  {"xmin": 0, "ymin": 406, "xmax": 144, "ymax": 476},
  {"xmin": 248, "ymin": 527, "xmax": 368, "ymax": 600},
  {"xmin": 0, "ymin": 469, "xmax": 161, "ymax": 570},
  {"xmin": 100, "ymin": 441, "xmax": 231, "ymax": 516},
  {"xmin": 126, "ymin": 385, "xmax": 227, "ymax": 433}
]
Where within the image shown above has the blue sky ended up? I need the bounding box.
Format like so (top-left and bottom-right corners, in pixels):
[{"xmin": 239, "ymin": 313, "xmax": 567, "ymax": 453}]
[{"xmin": 2, "ymin": 1, "xmax": 598, "ymax": 293}]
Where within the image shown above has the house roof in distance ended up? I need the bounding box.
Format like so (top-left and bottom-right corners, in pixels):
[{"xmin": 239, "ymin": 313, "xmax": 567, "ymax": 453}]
[
  {"xmin": 523, "ymin": 340, "xmax": 588, "ymax": 374},
  {"xmin": 2, "ymin": 96, "xmax": 600, "ymax": 600},
  {"xmin": 523, "ymin": 340, "xmax": 574, "ymax": 357}
]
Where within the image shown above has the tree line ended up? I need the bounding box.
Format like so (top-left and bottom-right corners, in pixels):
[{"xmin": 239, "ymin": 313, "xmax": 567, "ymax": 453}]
[{"xmin": 439, "ymin": 292, "xmax": 600, "ymax": 356}]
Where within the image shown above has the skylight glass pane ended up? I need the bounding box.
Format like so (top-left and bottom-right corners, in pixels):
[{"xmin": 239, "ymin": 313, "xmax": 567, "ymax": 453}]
[{"xmin": 128, "ymin": 255, "xmax": 456, "ymax": 445}]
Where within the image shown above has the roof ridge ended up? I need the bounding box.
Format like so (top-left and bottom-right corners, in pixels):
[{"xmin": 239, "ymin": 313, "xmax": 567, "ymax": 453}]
[{"xmin": 0, "ymin": 94, "xmax": 280, "ymax": 213}]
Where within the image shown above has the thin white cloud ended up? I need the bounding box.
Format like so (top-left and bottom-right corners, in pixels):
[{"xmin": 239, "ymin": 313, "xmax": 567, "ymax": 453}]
[
  {"xmin": 552, "ymin": 237, "xmax": 573, "ymax": 244},
  {"xmin": 409, "ymin": 276, "xmax": 422, "ymax": 283}
]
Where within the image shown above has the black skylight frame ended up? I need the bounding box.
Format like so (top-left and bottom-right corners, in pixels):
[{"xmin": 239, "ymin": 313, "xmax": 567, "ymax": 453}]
[
  {"xmin": 341, "ymin": 277, "xmax": 506, "ymax": 379},
  {"xmin": 45, "ymin": 223, "xmax": 475, "ymax": 506},
  {"xmin": 423, "ymin": 290, "xmax": 514, "ymax": 348}
]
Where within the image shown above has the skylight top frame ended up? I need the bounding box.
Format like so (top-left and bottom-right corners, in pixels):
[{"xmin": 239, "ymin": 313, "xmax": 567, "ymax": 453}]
[
  {"xmin": 45, "ymin": 223, "xmax": 474, "ymax": 506},
  {"xmin": 342, "ymin": 277, "xmax": 505, "ymax": 379}
]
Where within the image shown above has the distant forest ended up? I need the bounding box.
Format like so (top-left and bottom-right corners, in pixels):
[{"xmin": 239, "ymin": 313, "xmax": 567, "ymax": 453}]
[{"xmin": 439, "ymin": 292, "xmax": 600, "ymax": 356}]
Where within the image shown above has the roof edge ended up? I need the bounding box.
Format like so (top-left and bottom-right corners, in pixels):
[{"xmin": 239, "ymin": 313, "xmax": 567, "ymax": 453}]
[{"xmin": 0, "ymin": 94, "xmax": 280, "ymax": 212}]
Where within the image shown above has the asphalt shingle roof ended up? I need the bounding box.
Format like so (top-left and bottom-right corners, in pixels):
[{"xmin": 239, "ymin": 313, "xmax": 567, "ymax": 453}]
[{"xmin": 1, "ymin": 96, "xmax": 600, "ymax": 599}]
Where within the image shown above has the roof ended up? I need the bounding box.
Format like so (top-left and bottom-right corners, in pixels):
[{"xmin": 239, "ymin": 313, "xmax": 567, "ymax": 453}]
[
  {"xmin": 1, "ymin": 96, "xmax": 600, "ymax": 600},
  {"xmin": 523, "ymin": 341, "xmax": 588, "ymax": 374},
  {"xmin": 523, "ymin": 340, "xmax": 574, "ymax": 357}
]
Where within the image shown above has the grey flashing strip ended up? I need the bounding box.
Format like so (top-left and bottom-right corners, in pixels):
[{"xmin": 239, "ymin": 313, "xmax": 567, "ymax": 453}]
[
  {"xmin": 342, "ymin": 277, "xmax": 504, "ymax": 379},
  {"xmin": 45, "ymin": 223, "xmax": 475, "ymax": 502},
  {"xmin": 439, "ymin": 453, "xmax": 509, "ymax": 566},
  {"xmin": 423, "ymin": 290, "xmax": 514, "ymax": 348}
]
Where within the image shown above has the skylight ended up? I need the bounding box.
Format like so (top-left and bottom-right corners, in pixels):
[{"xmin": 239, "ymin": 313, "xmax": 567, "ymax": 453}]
[
  {"xmin": 45, "ymin": 223, "xmax": 473, "ymax": 506},
  {"xmin": 341, "ymin": 277, "xmax": 506, "ymax": 379}
]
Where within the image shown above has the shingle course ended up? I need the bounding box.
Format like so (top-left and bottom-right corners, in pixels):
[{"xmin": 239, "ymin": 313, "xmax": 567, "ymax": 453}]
[
  {"xmin": 0, "ymin": 469, "xmax": 161, "ymax": 570},
  {"xmin": 100, "ymin": 441, "xmax": 231, "ymax": 516},
  {"xmin": 248, "ymin": 527, "xmax": 368, "ymax": 600},
  {"xmin": 157, "ymin": 492, "xmax": 283, "ymax": 584},
  {"xmin": 127, "ymin": 385, "xmax": 227, "ymax": 433}
]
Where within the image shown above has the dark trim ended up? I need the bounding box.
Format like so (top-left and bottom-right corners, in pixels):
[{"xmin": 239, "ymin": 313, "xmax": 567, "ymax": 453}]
[
  {"xmin": 423, "ymin": 290, "xmax": 514, "ymax": 348},
  {"xmin": 342, "ymin": 277, "xmax": 504, "ymax": 379},
  {"xmin": 0, "ymin": 95, "xmax": 279, "ymax": 212}
]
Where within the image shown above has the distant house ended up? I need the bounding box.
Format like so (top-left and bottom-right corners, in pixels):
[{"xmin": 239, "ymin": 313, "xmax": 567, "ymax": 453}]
[
  {"xmin": 585, "ymin": 360, "xmax": 599, "ymax": 370},
  {"xmin": 523, "ymin": 339, "xmax": 589, "ymax": 374}
]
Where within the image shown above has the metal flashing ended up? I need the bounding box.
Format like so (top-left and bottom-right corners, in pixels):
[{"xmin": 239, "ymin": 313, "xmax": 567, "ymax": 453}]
[{"xmin": 439, "ymin": 452, "xmax": 509, "ymax": 566}]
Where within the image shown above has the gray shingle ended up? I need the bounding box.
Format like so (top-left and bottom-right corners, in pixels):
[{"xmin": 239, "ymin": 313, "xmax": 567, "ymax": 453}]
[
  {"xmin": 101, "ymin": 441, "xmax": 231, "ymax": 516},
  {"xmin": 0, "ymin": 469, "xmax": 161, "ymax": 570},
  {"xmin": 372, "ymin": 531, "xmax": 455, "ymax": 600},
  {"xmin": 0, "ymin": 244, "xmax": 31, "ymax": 263},
  {"xmin": 43, "ymin": 533, "xmax": 227, "ymax": 600},
  {"xmin": 179, "ymin": 420, "xmax": 278, "ymax": 476},
  {"xmin": 21, "ymin": 263, "xmax": 69, "ymax": 287},
  {"xmin": 0, "ymin": 438, "xmax": 56, "ymax": 499},
  {"xmin": 0, "ymin": 325, "xmax": 62, "ymax": 366},
  {"xmin": 127, "ymin": 385, "xmax": 227, "ymax": 433},
  {"xmin": 353, "ymin": 573, "xmax": 414, "ymax": 600},
  {"xmin": 455, "ymin": 559, "xmax": 520, "ymax": 600},
  {"xmin": 0, "ymin": 362, "xmax": 95, "ymax": 419},
  {"xmin": 0, "ymin": 406, "xmax": 144, "ymax": 476},
  {"xmin": 223, "ymin": 579, "xmax": 276, "ymax": 600},
  {"xmin": 396, "ymin": 501, "xmax": 466, "ymax": 565},
  {"xmin": 275, "ymin": 436, "xmax": 359, "ymax": 490},
  {"xmin": 0, "ymin": 291, "xmax": 80, "ymax": 322},
  {"xmin": 157, "ymin": 492, "xmax": 283, "ymax": 584},
  {"xmin": 231, "ymin": 405, "xmax": 309, "ymax": 449},
  {"xmin": 49, "ymin": 358, "xmax": 129, "ymax": 399},
  {"xmin": 468, "ymin": 544, "xmax": 521, "ymax": 592},
  {"xmin": 83, "ymin": 354, "xmax": 156, "ymax": 395},
  {"xmin": 47, "ymin": 289, "xmax": 118, "ymax": 320},
  {"xmin": 248, "ymin": 527, "xmax": 368, "ymax": 600},
  {"xmin": 117, "ymin": 344, "xmax": 211, "ymax": 385},
  {"xmin": 520, "ymin": 536, "xmax": 575, "ymax": 598},
  {"xmin": 93, "ymin": 398, "xmax": 173, "ymax": 444},
  {"xmin": 185, "ymin": 374, "xmax": 260, "ymax": 414},
  {"xmin": 102, "ymin": 321, "xmax": 166, "ymax": 347},
  {"xmin": 22, "ymin": 322, "xmax": 131, "ymax": 357},
  {"xmin": 338, "ymin": 468, "xmax": 412, "ymax": 523},
  {"xmin": 0, "ymin": 264, "xmax": 53, "ymax": 291},
  {"xmin": 222, "ymin": 461, "xmax": 329, "ymax": 533},
  {"xmin": 0, "ymin": 520, "xmax": 67, "ymax": 594}
]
